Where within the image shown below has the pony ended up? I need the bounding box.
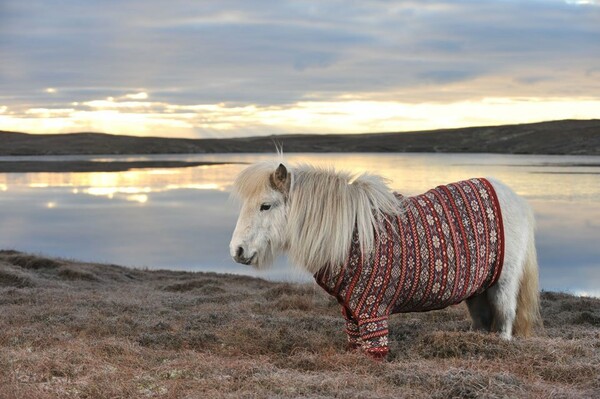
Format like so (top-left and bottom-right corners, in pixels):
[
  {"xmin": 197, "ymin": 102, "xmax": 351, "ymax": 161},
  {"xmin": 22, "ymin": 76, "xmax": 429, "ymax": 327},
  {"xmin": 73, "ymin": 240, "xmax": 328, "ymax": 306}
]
[{"xmin": 230, "ymin": 160, "xmax": 541, "ymax": 358}]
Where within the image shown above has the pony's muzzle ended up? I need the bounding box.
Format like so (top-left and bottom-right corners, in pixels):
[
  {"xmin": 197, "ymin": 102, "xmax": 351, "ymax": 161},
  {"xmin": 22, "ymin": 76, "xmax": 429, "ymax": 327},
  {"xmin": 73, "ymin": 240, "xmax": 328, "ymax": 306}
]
[
  {"xmin": 236, "ymin": 246, "xmax": 244, "ymax": 258},
  {"xmin": 232, "ymin": 245, "xmax": 256, "ymax": 265}
]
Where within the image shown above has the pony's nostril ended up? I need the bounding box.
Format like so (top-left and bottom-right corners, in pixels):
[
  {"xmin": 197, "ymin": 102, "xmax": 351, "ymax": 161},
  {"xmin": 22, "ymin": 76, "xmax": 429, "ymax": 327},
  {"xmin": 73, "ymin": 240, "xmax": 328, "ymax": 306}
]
[{"xmin": 236, "ymin": 246, "xmax": 244, "ymax": 258}]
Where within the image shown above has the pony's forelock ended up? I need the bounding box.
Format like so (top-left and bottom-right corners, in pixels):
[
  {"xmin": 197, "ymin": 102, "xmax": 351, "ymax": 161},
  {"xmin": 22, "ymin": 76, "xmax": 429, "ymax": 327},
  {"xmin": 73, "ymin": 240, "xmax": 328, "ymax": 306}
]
[{"xmin": 231, "ymin": 160, "xmax": 281, "ymax": 201}]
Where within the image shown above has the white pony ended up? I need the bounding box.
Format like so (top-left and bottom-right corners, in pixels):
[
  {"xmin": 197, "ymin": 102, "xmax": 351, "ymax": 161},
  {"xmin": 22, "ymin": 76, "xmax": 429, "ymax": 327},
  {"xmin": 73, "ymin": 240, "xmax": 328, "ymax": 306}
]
[{"xmin": 230, "ymin": 160, "xmax": 541, "ymax": 358}]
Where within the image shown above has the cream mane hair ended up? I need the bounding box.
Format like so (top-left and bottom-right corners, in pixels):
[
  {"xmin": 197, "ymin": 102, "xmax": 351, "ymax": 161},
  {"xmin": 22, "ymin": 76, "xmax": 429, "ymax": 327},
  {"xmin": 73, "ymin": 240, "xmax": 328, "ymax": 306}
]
[{"xmin": 232, "ymin": 161, "xmax": 403, "ymax": 273}]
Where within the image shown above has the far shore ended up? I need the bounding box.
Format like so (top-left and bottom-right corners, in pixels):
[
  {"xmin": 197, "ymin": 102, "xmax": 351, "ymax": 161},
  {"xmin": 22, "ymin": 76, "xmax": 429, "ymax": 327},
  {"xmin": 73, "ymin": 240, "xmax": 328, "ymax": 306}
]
[
  {"xmin": 1, "ymin": 119, "xmax": 599, "ymax": 156},
  {"xmin": 0, "ymin": 160, "xmax": 240, "ymax": 173},
  {"xmin": 1, "ymin": 250, "xmax": 599, "ymax": 398}
]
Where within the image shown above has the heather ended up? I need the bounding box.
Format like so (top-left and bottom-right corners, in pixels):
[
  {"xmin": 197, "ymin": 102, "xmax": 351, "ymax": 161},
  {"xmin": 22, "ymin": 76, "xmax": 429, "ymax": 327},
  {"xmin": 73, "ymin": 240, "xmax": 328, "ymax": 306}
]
[{"xmin": 1, "ymin": 251, "xmax": 598, "ymax": 398}]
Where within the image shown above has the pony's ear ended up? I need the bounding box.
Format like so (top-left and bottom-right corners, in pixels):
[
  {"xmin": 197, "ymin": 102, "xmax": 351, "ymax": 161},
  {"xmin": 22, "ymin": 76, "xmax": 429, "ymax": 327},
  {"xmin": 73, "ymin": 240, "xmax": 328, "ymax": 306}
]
[{"xmin": 270, "ymin": 163, "xmax": 291, "ymax": 194}]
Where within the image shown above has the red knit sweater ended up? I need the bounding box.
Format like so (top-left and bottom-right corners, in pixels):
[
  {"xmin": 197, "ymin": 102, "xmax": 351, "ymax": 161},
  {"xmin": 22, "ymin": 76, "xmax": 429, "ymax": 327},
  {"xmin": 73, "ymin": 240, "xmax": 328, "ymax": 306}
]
[{"xmin": 314, "ymin": 178, "xmax": 505, "ymax": 357}]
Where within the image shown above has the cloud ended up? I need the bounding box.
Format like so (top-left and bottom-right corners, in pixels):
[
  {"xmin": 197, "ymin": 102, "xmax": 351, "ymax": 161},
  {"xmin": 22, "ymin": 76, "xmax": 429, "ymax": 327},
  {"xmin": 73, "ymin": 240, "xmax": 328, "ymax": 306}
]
[
  {"xmin": 0, "ymin": 0, "xmax": 599, "ymax": 136},
  {"xmin": 124, "ymin": 92, "xmax": 148, "ymax": 100}
]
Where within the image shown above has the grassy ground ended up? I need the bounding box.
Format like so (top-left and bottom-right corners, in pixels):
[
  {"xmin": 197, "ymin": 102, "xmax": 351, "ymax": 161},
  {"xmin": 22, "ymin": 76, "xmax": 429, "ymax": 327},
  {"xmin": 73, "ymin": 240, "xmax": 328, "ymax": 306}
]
[{"xmin": 1, "ymin": 251, "xmax": 599, "ymax": 398}]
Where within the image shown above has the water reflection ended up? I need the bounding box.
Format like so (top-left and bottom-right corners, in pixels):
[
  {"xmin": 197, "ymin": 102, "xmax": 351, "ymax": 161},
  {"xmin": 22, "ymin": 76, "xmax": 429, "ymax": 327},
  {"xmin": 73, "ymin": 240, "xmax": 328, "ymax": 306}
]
[{"xmin": 0, "ymin": 153, "xmax": 598, "ymax": 295}]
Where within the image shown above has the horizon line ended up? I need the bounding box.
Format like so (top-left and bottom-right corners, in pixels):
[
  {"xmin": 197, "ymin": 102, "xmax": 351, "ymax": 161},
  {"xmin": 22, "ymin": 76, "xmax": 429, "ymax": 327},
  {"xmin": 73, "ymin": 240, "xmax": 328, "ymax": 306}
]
[{"xmin": 2, "ymin": 118, "xmax": 598, "ymax": 141}]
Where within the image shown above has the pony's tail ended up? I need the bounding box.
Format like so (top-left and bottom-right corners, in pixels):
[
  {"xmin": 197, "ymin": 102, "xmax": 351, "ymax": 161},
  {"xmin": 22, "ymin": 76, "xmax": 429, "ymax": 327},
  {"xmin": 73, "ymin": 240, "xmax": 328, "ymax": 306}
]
[{"xmin": 513, "ymin": 207, "xmax": 542, "ymax": 336}]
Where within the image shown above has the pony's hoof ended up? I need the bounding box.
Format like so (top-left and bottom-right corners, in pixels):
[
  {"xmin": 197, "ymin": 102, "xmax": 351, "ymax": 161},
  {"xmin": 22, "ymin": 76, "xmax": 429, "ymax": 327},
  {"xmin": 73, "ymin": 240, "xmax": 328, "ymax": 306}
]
[
  {"xmin": 365, "ymin": 348, "xmax": 389, "ymax": 361},
  {"xmin": 346, "ymin": 342, "xmax": 362, "ymax": 352}
]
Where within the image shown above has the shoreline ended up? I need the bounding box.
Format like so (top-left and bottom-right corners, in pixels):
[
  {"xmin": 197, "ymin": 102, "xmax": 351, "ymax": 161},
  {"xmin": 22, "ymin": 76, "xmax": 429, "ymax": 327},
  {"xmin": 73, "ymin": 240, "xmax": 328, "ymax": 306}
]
[
  {"xmin": 0, "ymin": 157, "xmax": 597, "ymax": 174},
  {"xmin": 0, "ymin": 160, "xmax": 239, "ymax": 173},
  {"xmin": 1, "ymin": 250, "xmax": 599, "ymax": 397}
]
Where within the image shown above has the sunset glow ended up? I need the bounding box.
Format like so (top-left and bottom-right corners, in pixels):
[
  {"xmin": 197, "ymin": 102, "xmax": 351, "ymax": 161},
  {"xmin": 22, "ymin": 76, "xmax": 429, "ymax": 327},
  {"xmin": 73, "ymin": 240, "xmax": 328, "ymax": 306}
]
[{"xmin": 1, "ymin": 94, "xmax": 599, "ymax": 138}]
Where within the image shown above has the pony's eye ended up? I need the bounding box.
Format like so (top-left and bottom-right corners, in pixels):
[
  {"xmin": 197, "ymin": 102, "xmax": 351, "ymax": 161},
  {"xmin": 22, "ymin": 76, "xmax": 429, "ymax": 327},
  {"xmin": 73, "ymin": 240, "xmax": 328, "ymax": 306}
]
[{"xmin": 260, "ymin": 203, "xmax": 272, "ymax": 211}]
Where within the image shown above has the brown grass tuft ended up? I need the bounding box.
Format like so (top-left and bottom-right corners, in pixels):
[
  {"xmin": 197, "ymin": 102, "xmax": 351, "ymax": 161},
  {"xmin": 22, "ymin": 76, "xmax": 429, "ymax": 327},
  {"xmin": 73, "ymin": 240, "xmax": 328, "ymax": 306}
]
[
  {"xmin": 571, "ymin": 311, "xmax": 600, "ymax": 326},
  {"xmin": 57, "ymin": 267, "xmax": 98, "ymax": 282},
  {"xmin": 415, "ymin": 331, "xmax": 517, "ymax": 360},
  {"xmin": 162, "ymin": 279, "xmax": 219, "ymax": 292},
  {"xmin": 7, "ymin": 254, "xmax": 62, "ymax": 270},
  {"xmin": 0, "ymin": 268, "xmax": 35, "ymax": 288}
]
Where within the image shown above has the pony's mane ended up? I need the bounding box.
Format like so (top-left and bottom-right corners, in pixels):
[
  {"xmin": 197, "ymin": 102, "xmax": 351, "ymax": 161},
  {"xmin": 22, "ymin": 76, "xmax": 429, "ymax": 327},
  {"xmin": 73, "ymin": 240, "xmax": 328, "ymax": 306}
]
[{"xmin": 288, "ymin": 164, "xmax": 402, "ymax": 273}]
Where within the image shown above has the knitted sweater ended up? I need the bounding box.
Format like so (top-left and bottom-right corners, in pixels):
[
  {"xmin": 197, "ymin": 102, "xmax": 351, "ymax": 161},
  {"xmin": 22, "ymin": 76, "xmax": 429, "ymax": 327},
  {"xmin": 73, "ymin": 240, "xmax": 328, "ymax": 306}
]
[{"xmin": 314, "ymin": 178, "xmax": 505, "ymax": 357}]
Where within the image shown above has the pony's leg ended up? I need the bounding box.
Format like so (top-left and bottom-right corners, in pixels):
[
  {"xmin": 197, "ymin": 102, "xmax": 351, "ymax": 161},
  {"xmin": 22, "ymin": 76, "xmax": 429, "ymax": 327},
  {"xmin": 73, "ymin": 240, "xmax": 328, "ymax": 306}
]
[
  {"xmin": 358, "ymin": 316, "xmax": 389, "ymax": 359},
  {"xmin": 486, "ymin": 222, "xmax": 525, "ymax": 340},
  {"xmin": 487, "ymin": 277, "xmax": 520, "ymax": 340},
  {"xmin": 466, "ymin": 292, "xmax": 493, "ymax": 332},
  {"xmin": 341, "ymin": 306, "xmax": 361, "ymax": 350}
]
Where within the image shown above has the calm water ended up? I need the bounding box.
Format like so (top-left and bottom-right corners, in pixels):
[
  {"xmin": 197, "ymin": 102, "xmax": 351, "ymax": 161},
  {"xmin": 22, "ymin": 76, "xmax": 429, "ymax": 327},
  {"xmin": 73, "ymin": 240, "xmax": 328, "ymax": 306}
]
[{"xmin": 0, "ymin": 153, "xmax": 598, "ymax": 296}]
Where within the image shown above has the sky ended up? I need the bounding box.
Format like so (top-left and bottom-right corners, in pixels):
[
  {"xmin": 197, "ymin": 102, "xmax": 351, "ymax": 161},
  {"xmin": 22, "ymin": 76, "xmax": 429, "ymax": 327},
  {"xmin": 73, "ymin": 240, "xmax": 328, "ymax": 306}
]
[{"xmin": 1, "ymin": 0, "xmax": 599, "ymax": 138}]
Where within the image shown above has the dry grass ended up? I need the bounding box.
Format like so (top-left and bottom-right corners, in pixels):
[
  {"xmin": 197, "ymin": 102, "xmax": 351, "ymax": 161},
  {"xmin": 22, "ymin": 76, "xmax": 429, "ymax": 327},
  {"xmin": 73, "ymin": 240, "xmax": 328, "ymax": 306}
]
[{"xmin": 1, "ymin": 250, "xmax": 599, "ymax": 398}]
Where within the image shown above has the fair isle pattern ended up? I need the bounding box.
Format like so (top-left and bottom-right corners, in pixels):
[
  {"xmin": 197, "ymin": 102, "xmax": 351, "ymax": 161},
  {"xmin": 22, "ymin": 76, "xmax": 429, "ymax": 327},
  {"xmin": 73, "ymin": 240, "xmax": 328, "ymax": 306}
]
[{"xmin": 315, "ymin": 178, "xmax": 505, "ymax": 357}]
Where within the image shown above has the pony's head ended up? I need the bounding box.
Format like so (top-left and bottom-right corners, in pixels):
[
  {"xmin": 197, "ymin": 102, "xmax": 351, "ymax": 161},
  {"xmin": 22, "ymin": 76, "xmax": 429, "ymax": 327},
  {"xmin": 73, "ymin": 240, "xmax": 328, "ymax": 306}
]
[{"xmin": 229, "ymin": 161, "xmax": 291, "ymax": 269}]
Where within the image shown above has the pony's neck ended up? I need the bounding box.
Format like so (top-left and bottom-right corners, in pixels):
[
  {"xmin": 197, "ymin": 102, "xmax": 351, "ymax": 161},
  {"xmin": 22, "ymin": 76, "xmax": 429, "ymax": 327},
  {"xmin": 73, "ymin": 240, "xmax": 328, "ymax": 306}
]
[{"xmin": 285, "ymin": 166, "xmax": 400, "ymax": 274}]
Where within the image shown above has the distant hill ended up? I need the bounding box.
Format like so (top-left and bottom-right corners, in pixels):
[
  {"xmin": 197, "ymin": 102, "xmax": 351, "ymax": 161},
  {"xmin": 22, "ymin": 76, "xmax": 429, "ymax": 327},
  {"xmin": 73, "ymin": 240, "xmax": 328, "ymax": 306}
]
[{"xmin": 1, "ymin": 119, "xmax": 599, "ymax": 155}]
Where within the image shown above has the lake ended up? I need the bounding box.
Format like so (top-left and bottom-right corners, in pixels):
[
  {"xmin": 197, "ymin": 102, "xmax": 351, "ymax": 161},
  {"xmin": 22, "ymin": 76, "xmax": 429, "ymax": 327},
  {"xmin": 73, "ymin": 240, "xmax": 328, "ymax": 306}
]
[{"xmin": 0, "ymin": 153, "xmax": 598, "ymax": 296}]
